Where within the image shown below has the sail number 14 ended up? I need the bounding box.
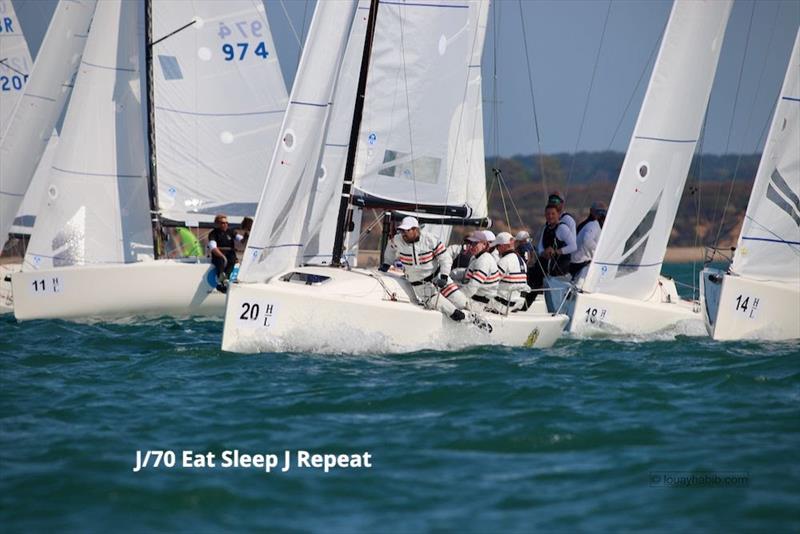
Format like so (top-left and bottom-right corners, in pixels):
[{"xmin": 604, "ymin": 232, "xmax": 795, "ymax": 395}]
[{"xmin": 734, "ymin": 294, "xmax": 760, "ymax": 319}]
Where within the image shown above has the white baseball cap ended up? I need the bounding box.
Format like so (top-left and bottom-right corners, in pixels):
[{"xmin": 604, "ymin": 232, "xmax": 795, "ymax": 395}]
[
  {"xmin": 482, "ymin": 230, "xmax": 496, "ymax": 243},
  {"xmin": 491, "ymin": 232, "xmax": 514, "ymax": 246},
  {"xmin": 515, "ymin": 230, "xmax": 530, "ymax": 242},
  {"xmin": 397, "ymin": 216, "xmax": 420, "ymax": 231}
]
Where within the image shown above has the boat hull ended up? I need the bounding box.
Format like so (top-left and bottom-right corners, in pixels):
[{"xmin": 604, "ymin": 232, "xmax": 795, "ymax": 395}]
[
  {"xmin": 1, "ymin": 262, "xmax": 21, "ymax": 314},
  {"xmin": 12, "ymin": 260, "xmax": 225, "ymax": 321},
  {"xmin": 700, "ymin": 268, "xmax": 800, "ymax": 341},
  {"xmin": 545, "ymin": 276, "xmax": 702, "ymax": 336},
  {"xmin": 222, "ymin": 266, "xmax": 568, "ymax": 353}
]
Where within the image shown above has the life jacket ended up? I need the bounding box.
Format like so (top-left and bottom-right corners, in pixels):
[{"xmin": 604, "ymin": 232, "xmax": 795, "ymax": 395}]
[{"xmin": 543, "ymin": 222, "xmax": 571, "ymax": 263}]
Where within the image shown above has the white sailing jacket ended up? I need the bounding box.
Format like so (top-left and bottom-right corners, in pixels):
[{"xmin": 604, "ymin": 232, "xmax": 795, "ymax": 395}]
[
  {"xmin": 462, "ymin": 250, "xmax": 500, "ymax": 299},
  {"xmin": 497, "ymin": 250, "xmax": 530, "ymax": 303},
  {"xmin": 384, "ymin": 231, "xmax": 452, "ymax": 283}
]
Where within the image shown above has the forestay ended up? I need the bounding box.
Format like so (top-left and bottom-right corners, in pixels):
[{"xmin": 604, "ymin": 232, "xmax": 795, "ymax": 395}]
[
  {"xmin": 24, "ymin": 0, "xmax": 152, "ymax": 270},
  {"xmin": 582, "ymin": 0, "xmax": 732, "ymax": 300},
  {"xmin": 0, "ymin": 0, "xmax": 96, "ymax": 243},
  {"xmin": 238, "ymin": 0, "xmax": 357, "ymax": 283},
  {"xmin": 352, "ymin": 0, "xmax": 489, "ymax": 218},
  {"xmin": 152, "ymin": 1, "xmax": 288, "ymax": 224},
  {"xmin": 731, "ymin": 30, "xmax": 800, "ymax": 283}
]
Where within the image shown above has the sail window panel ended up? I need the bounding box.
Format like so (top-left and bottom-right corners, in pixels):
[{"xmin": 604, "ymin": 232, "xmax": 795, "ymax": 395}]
[
  {"xmin": 377, "ymin": 149, "xmax": 441, "ymax": 185},
  {"xmin": 157, "ymin": 55, "xmax": 183, "ymax": 81}
]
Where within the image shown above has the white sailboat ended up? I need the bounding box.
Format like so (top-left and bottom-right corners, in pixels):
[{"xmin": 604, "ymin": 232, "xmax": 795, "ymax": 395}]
[
  {"xmin": 12, "ymin": 0, "xmax": 288, "ymax": 321},
  {"xmin": 700, "ymin": 29, "xmax": 800, "ymax": 341},
  {"xmin": 544, "ymin": 0, "xmax": 732, "ymax": 336},
  {"xmin": 0, "ymin": 0, "xmax": 96, "ymax": 313},
  {"xmin": 221, "ymin": 0, "xmax": 567, "ymax": 353}
]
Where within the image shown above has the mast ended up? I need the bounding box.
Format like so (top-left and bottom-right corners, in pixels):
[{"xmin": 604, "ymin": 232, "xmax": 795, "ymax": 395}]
[
  {"xmin": 144, "ymin": 0, "xmax": 163, "ymax": 259},
  {"xmin": 331, "ymin": 0, "xmax": 380, "ymax": 266}
]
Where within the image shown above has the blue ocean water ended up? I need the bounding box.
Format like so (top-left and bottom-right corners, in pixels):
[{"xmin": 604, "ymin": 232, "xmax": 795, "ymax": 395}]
[{"xmin": 1, "ymin": 264, "xmax": 798, "ymax": 531}]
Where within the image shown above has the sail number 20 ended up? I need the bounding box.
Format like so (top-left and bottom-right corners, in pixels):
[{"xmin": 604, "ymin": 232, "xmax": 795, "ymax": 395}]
[{"xmin": 237, "ymin": 301, "xmax": 277, "ymax": 328}]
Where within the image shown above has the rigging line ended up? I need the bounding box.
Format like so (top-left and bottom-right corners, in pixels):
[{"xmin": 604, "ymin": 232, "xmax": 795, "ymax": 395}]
[
  {"xmin": 278, "ymin": 0, "xmax": 304, "ymax": 52},
  {"xmin": 298, "ymin": 0, "xmax": 311, "ymax": 68},
  {"xmin": 397, "ymin": 8, "xmax": 420, "ymax": 211},
  {"xmin": 566, "ymin": 0, "xmax": 612, "ymax": 193},
  {"xmin": 710, "ymin": 0, "xmax": 763, "ymax": 255},
  {"xmin": 691, "ymin": 106, "xmax": 710, "ymax": 298},
  {"xmin": 606, "ymin": 18, "xmax": 664, "ymax": 150},
  {"xmin": 492, "ymin": 0, "xmax": 500, "ymax": 171},
  {"xmin": 495, "ymin": 168, "xmax": 525, "ymax": 229},
  {"xmin": 518, "ymin": 0, "xmax": 547, "ymax": 199}
]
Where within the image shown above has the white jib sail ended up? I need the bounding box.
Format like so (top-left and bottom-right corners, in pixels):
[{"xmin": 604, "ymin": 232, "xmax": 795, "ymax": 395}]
[
  {"xmin": 237, "ymin": 0, "xmax": 357, "ymax": 283},
  {"xmin": 352, "ymin": 0, "xmax": 489, "ymax": 217},
  {"xmin": 301, "ymin": 0, "xmax": 370, "ymax": 265},
  {"xmin": 11, "ymin": 131, "xmax": 58, "ymax": 236},
  {"xmin": 23, "ymin": 0, "xmax": 152, "ymax": 271},
  {"xmin": 0, "ymin": 0, "xmax": 96, "ymax": 244},
  {"xmin": 581, "ymin": 0, "xmax": 732, "ymax": 300},
  {"xmin": 730, "ymin": 29, "xmax": 800, "ymax": 283},
  {"xmin": 152, "ymin": 1, "xmax": 288, "ymax": 224}
]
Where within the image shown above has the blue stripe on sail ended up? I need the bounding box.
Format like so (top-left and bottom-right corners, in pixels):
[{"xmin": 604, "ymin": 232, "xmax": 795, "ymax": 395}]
[
  {"xmin": 52, "ymin": 166, "xmax": 144, "ymax": 179},
  {"xmin": 781, "ymin": 96, "xmax": 800, "ymax": 102},
  {"xmin": 290, "ymin": 100, "xmax": 328, "ymax": 108},
  {"xmin": 81, "ymin": 60, "xmax": 137, "ymax": 73},
  {"xmin": 381, "ymin": 1, "xmax": 469, "ymax": 8},
  {"xmin": 24, "ymin": 93, "xmax": 56, "ymax": 102},
  {"xmin": 155, "ymin": 106, "xmax": 283, "ymax": 117},
  {"xmin": 741, "ymin": 236, "xmax": 800, "ymax": 246},
  {"xmin": 634, "ymin": 136, "xmax": 697, "ymax": 144},
  {"xmin": 593, "ymin": 261, "xmax": 663, "ymax": 268},
  {"xmin": 246, "ymin": 244, "xmax": 304, "ymax": 250},
  {"xmin": 325, "ymin": 143, "xmax": 349, "ymax": 148},
  {"xmin": 0, "ymin": 190, "xmax": 25, "ymax": 197},
  {"xmin": 468, "ymin": 64, "xmax": 481, "ymax": 68}
]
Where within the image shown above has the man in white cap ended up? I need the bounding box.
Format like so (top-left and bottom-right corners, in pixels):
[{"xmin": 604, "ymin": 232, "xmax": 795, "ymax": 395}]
[
  {"xmin": 381, "ymin": 216, "xmax": 467, "ymax": 323},
  {"xmin": 514, "ymin": 230, "xmax": 533, "ymax": 265},
  {"xmin": 459, "ymin": 230, "xmax": 501, "ymax": 310},
  {"xmin": 570, "ymin": 201, "xmax": 607, "ymax": 278},
  {"xmin": 490, "ymin": 232, "xmax": 530, "ymax": 314}
]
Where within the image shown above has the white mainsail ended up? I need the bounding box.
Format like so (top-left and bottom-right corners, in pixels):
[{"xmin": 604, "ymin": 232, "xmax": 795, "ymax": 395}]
[
  {"xmin": 23, "ymin": 0, "xmax": 152, "ymax": 270},
  {"xmin": 730, "ymin": 29, "xmax": 800, "ymax": 283},
  {"xmin": 351, "ymin": 0, "xmax": 489, "ymax": 218},
  {"xmin": 0, "ymin": 0, "xmax": 31, "ymax": 132},
  {"xmin": 0, "ymin": 0, "xmax": 96, "ymax": 243},
  {"xmin": 238, "ymin": 0, "xmax": 357, "ymax": 283},
  {"xmin": 151, "ymin": 0, "xmax": 288, "ymax": 224},
  {"xmin": 581, "ymin": 0, "xmax": 732, "ymax": 300}
]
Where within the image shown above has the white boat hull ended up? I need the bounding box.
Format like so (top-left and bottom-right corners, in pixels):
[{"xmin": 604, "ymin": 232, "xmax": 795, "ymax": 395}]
[
  {"xmin": 1, "ymin": 262, "xmax": 22, "ymax": 314},
  {"xmin": 700, "ymin": 268, "xmax": 800, "ymax": 341},
  {"xmin": 545, "ymin": 276, "xmax": 702, "ymax": 336},
  {"xmin": 222, "ymin": 266, "xmax": 568, "ymax": 353},
  {"xmin": 12, "ymin": 259, "xmax": 225, "ymax": 321}
]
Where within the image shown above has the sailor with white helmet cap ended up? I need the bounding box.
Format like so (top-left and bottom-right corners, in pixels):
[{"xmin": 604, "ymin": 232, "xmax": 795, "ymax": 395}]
[
  {"xmin": 381, "ymin": 216, "xmax": 467, "ymax": 322},
  {"xmin": 459, "ymin": 230, "xmax": 501, "ymax": 309},
  {"xmin": 491, "ymin": 232, "xmax": 530, "ymax": 314}
]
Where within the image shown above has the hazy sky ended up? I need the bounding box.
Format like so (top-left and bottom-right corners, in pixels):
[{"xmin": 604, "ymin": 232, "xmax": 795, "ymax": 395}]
[{"xmin": 13, "ymin": 0, "xmax": 800, "ymax": 157}]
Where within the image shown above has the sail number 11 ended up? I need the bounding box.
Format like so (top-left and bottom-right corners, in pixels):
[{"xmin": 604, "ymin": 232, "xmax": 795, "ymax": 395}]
[{"xmin": 29, "ymin": 276, "xmax": 63, "ymax": 295}]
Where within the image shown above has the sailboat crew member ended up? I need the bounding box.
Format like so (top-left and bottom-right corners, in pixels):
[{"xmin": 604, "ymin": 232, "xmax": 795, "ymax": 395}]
[
  {"xmin": 446, "ymin": 235, "xmax": 474, "ymax": 283},
  {"xmin": 491, "ymin": 232, "xmax": 530, "ymax": 314},
  {"xmin": 514, "ymin": 230, "xmax": 534, "ymax": 265},
  {"xmin": 570, "ymin": 201, "xmax": 606, "ymax": 278},
  {"xmin": 459, "ymin": 230, "xmax": 501, "ymax": 310},
  {"xmin": 207, "ymin": 214, "xmax": 242, "ymax": 293},
  {"xmin": 547, "ymin": 192, "xmax": 577, "ymax": 239},
  {"xmin": 527, "ymin": 203, "xmax": 577, "ymax": 302},
  {"xmin": 381, "ymin": 216, "xmax": 468, "ymax": 322}
]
